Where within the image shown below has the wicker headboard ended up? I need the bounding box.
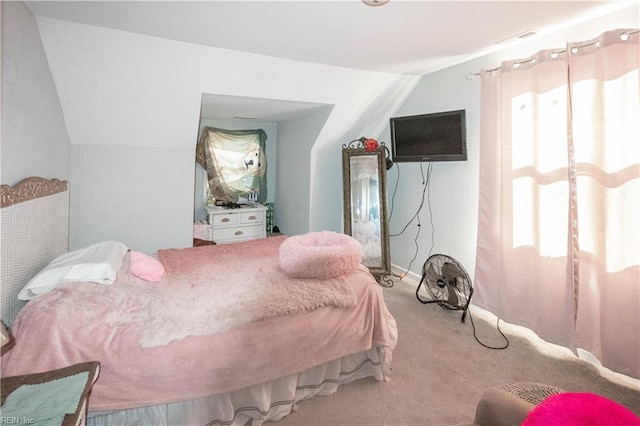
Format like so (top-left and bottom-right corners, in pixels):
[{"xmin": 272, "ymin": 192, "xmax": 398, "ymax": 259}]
[{"xmin": 1, "ymin": 177, "xmax": 69, "ymax": 326}]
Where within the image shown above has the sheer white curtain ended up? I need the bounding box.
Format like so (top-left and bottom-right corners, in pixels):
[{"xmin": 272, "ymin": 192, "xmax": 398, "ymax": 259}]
[{"xmin": 474, "ymin": 29, "xmax": 639, "ymax": 379}]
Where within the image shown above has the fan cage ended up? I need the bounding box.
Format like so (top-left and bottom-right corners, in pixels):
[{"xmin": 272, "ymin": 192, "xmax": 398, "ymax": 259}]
[{"xmin": 417, "ymin": 254, "xmax": 474, "ymax": 321}]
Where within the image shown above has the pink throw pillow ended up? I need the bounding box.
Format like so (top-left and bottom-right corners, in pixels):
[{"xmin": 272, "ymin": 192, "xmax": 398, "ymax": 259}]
[
  {"xmin": 523, "ymin": 392, "xmax": 640, "ymax": 426},
  {"xmin": 130, "ymin": 251, "xmax": 165, "ymax": 282},
  {"xmin": 279, "ymin": 231, "xmax": 363, "ymax": 279}
]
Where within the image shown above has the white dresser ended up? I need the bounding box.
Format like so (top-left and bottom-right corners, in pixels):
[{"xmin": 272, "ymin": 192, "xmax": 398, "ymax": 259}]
[{"xmin": 205, "ymin": 204, "xmax": 267, "ymax": 244}]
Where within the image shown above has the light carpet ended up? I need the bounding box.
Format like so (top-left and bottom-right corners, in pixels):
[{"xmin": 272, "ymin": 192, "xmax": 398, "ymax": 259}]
[{"xmin": 274, "ymin": 278, "xmax": 640, "ymax": 425}]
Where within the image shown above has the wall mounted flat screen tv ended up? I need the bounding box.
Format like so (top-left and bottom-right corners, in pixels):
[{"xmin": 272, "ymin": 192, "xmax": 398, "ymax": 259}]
[{"xmin": 390, "ymin": 110, "xmax": 467, "ymax": 162}]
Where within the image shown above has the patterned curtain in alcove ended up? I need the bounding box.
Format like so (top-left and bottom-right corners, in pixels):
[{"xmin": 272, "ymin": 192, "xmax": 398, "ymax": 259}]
[{"xmin": 196, "ymin": 127, "xmax": 267, "ymax": 203}]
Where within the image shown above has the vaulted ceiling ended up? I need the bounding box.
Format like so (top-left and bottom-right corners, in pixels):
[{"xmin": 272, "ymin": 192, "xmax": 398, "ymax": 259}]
[
  {"xmin": 25, "ymin": 1, "xmax": 629, "ymax": 75},
  {"xmin": 24, "ymin": 1, "xmax": 634, "ymax": 120}
]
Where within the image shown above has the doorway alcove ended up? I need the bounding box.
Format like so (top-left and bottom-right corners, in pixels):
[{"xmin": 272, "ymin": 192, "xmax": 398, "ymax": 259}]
[{"xmin": 194, "ymin": 94, "xmax": 334, "ymax": 237}]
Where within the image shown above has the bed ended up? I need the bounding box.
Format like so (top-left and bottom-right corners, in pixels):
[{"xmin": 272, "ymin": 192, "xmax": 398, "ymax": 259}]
[{"xmin": 0, "ymin": 177, "xmax": 397, "ymax": 425}]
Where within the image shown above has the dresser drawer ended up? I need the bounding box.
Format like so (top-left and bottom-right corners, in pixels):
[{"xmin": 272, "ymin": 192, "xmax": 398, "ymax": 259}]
[
  {"xmin": 212, "ymin": 224, "xmax": 265, "ymax": 242},
  {"xmin": 211, "ymin": 213, "xmax": 238, "ymax": 226},
  {"xmin": 240, "ymin": 210, "xmax": 265, "ymax": 224},
  {"xmin": 205, "ymin": 204, "xmax": 268, "ymax": 244}
]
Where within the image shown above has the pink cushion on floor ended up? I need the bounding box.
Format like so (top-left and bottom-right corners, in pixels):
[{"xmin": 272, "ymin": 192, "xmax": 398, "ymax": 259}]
[
  {"xmin": 523, "ymin": 392, "xmax": 640, "ymax": 426},
  {"xmin": 130, "ymin": 251, "xmax": 165, "ymax": 282},
  {"xmin": 279, "ymin": 231, "xmax": 363, "ymax": 279}
]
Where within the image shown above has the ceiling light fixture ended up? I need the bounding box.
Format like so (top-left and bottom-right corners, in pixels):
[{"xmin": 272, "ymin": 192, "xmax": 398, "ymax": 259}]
[{"xmin": 362, "ymin": 0, "xmax": 390, "ymax": 7}]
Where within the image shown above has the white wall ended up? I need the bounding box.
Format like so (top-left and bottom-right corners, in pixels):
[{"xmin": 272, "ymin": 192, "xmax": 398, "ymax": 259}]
[
  {"xmin": 34, "ymin": 16, "xmax": 419, "ymax": 253},
  {"xmin": 1, "ymin": 2, "xmax": 69, "ymax": 185},
  {"xmin": 309, "ymin": 74, "xmax": 421, "ymax": 233},
  {"xmin": 387, "ymin": 5, "xmax": 640, "ymax": 280},
  {"xmin": 69, "ymin": 144, "xmax": 193, "ymax": 252},
  {"xmin": 276, "ymin": 105, "xmax": 334, "ymax": 236}
]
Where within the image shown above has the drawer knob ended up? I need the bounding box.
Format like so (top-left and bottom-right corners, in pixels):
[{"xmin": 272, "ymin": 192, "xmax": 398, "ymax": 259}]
[
  {"xmin": 221, "ymin": 218, "xmax": 230, "ymax": 223},
  {"xmin": 234, "ymin": 230, "xmax": 243, "ymax": 235},
  {"xmin": 248, "ymin": 215, "xmax": 257, "ymax": 220}
]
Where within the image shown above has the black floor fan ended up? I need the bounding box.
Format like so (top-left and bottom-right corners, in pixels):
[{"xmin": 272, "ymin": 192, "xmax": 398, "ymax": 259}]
[{"xmin": 416, "ymin": 254, "xmax": 474, "ymax": 322}]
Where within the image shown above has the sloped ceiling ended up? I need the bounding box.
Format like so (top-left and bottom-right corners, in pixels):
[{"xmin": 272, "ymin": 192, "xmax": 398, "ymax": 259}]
[
  {"xmin": 24, "ymin": 0, "xmax": 633, "ymax": 120},
  {"xmin": 25, "ymin": 0, "xmax": 630, "ymax": 75}
]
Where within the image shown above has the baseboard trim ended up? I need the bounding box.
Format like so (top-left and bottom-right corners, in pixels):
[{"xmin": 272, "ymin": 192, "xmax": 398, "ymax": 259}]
[
  {"xmin": 390, "ymin": 262, "xmax": 421, "ymax": 284},
  {"xmin": 389, "ymin": 263, "xmax": 640, "ymax": 389}
]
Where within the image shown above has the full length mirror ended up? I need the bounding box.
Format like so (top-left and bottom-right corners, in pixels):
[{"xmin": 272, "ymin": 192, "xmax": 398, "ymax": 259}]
[{"xmin": 342, "ymin": 141, "xmax": 392, "ymax": 286}]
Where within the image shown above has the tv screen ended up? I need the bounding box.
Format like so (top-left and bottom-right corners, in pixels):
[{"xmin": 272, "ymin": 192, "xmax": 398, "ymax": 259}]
[{"xmin": 390, "ymin": 110, "xmax": 467, "ymax": 162}]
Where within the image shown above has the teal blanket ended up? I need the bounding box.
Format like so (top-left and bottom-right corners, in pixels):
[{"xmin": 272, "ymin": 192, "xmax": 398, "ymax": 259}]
[{"xmin": 0, "ymin": 371, "xmax": 89, "ymax": 425}]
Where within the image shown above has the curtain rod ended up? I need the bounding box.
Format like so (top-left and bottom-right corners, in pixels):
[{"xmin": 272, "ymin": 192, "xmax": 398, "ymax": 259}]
[{"xmin": 466, "ymin": 28, "xmax": 639, "ymax": 80}]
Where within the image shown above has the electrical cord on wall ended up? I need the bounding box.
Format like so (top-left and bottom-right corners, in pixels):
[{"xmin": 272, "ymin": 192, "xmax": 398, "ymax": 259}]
[
  {"xmin": 389, "ymin": 163, "xmax": 509, "ymax": 349},
  {"xmin": 390, "ymin": 162, "xmax": 434, "ymax": 278},
  {"xmin": 390, "ymin": 162, "xmax": 429, "ymax": 236},
  {"xmin": 388, "ymin": 161, "xmax": 400, "ymax": 223}
]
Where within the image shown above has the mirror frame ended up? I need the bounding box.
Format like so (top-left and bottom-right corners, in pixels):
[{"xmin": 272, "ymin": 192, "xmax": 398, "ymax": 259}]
[{"xmin": 342, "ymin": 142, "xmax": 392, "ymax": 287}]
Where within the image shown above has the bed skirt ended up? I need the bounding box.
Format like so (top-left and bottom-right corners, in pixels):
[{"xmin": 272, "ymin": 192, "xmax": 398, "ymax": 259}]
[{"xmin": 87, "ymin": 345, "xmax": 392, "ymax": 426}]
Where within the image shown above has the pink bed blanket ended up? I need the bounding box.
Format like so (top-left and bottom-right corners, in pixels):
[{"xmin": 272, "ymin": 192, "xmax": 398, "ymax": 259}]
[
  {"xmin": 1, "ymin": 237, "xmax": 396, "ymax": 412},
  {"xmin": 136, "ymin": 236, "xmax": 358, "ymax": 347}
]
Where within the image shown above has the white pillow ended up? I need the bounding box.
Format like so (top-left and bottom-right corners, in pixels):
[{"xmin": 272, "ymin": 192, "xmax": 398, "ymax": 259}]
[{"xmin": 18, "ymin": 240, "xmax": 129, "ymax": 300}]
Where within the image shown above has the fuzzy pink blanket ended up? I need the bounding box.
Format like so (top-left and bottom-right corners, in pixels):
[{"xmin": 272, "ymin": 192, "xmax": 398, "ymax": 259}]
[{"xmin": 131, "ymin": 236, "xmax": 357, "ymax": 347}]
